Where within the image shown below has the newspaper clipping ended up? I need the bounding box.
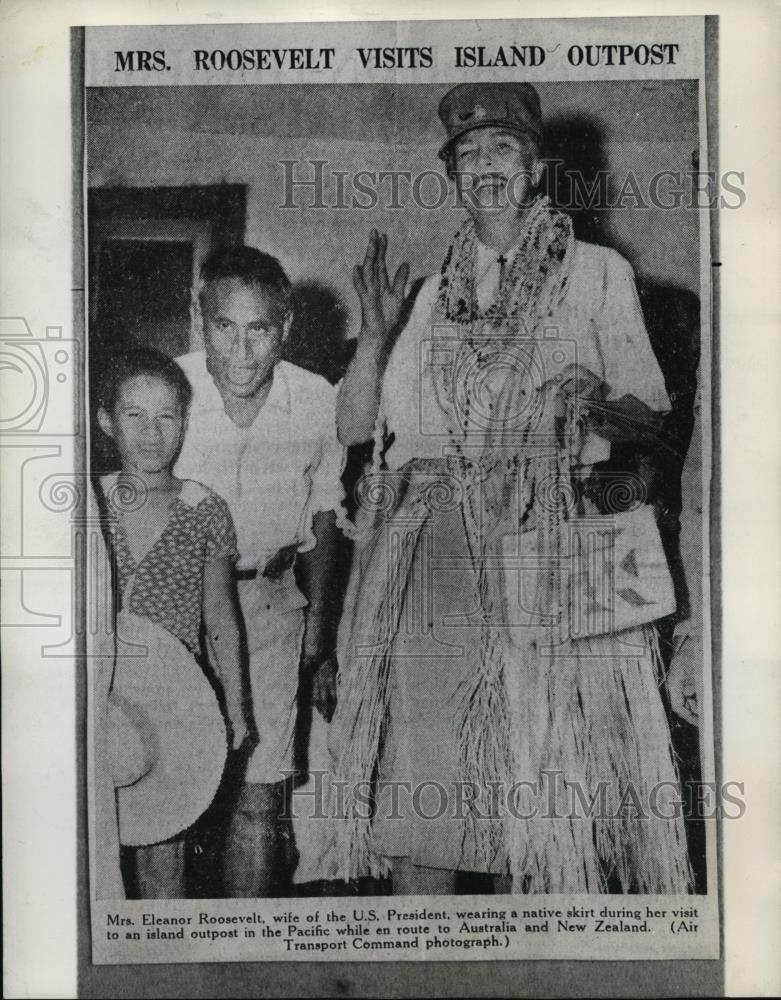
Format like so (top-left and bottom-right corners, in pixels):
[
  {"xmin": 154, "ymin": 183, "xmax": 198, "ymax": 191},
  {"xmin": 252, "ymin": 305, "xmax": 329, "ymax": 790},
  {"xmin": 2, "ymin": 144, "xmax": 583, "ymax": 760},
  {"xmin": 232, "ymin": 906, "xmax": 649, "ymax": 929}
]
[{"xmin": 80, "ymin": 15, "xmax": 723, "ymax": 967}]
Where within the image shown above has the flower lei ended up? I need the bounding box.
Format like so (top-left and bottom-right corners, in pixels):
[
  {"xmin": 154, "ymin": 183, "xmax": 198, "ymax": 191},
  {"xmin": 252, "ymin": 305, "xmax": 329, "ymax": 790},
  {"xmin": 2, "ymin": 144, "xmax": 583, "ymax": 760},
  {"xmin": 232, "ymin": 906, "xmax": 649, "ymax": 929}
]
[
  {"xmin": 429, "ymin": 195, "xmax": 575, "ymax": 465},
  {"xmin": 436, "ymin": 194, "xmax": 575, "ymax": 332}
]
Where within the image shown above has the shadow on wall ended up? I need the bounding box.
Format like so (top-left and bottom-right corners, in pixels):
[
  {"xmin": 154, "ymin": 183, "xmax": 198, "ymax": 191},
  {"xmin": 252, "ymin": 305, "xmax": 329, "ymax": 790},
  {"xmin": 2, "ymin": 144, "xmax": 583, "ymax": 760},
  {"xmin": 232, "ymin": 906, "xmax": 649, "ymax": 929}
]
[
  {"xmin": 544, "ymin": 112, "xmax": 610, "ymax": 246},
  {"xmin": 284, "ymin": 281, "xmax": 354, "ymax": 387},
  {"xmin": 546, "ymin": 112, "xmax": 702, "ymax": 598}
]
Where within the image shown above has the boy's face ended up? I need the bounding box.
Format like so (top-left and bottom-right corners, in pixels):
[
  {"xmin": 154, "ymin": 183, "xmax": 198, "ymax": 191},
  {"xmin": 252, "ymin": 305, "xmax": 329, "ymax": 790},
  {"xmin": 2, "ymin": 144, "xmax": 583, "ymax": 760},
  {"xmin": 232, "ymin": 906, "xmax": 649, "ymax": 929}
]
[
  {"xmin": 201, "ymin": 278, "xmax": 291, "ymax": 403},
  {"xmin": 98, "ymin": 375, "xmax": 185, "ymax": 476}
]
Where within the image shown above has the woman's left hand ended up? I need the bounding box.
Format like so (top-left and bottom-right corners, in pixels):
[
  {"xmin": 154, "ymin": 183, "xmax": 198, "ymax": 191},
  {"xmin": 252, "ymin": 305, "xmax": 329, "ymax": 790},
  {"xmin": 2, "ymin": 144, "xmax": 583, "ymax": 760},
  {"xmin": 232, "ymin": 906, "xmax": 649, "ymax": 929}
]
[
  {"xmin": 541, "ymin": 363, "xmax": 606, "ymax": 442},
  {"xmin": 542, "ymin": 365, "xmax": 666, "ymax": 445},
  {"xmin": 545, "ymin": 363, "xmax": 607, "ymax": 406}
]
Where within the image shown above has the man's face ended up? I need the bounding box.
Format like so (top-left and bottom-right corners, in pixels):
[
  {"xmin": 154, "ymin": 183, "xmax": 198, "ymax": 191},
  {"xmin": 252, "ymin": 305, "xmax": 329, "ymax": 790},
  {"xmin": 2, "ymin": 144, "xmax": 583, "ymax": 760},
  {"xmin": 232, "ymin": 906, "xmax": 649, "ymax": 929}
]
[
  {"xmin": 452, "ymin": 126, "xmax": 540, "ymax": 217},
  {"xmin": 202, "ymin": 278, "xmax": 290, "ymax": 402}
]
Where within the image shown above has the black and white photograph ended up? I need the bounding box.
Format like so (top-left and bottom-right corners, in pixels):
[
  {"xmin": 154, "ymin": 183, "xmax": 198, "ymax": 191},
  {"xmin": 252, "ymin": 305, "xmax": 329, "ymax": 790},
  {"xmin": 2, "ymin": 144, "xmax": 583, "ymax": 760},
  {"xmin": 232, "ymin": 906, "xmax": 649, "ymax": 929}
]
[
  {"xmin": 79, "ymin": 19, "xmax": 722, "ymax": 963},
  {"xmin": 12, "ymin": 5, "xmax": 781, "ymax": 995}
]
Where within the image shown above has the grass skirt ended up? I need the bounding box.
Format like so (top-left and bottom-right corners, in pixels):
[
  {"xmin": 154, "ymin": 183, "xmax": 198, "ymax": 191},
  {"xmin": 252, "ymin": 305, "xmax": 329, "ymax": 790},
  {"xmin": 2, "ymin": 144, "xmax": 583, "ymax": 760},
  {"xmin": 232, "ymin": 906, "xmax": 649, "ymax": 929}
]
[{"xmin": 308, "ymin": 459, "xmax": 692, "ymax": 893}]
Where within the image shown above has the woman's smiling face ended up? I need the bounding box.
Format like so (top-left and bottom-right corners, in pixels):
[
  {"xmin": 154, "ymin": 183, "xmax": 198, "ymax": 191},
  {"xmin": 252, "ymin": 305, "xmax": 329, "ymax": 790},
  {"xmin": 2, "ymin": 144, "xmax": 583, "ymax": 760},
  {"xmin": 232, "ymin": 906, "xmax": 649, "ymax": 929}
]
[{"xmin": 452, "ymin": 126, "xmax": 541, "ymax": 218}]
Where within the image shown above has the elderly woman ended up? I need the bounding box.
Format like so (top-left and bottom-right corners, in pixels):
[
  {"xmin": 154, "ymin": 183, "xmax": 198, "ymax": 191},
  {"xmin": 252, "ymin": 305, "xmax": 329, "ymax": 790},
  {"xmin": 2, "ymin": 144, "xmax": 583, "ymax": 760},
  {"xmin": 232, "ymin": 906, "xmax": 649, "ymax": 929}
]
[{"xmin": 321, "ymin": 83, "xmax": 692, "ymax": 896}]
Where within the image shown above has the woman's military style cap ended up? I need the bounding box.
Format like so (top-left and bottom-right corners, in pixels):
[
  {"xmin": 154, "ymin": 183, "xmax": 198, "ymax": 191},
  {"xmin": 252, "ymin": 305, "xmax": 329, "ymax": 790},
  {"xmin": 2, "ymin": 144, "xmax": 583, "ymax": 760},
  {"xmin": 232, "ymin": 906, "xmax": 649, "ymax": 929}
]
[{"xmin": 438, "ymin": 82, "xmax": 543, "ymax": 159}]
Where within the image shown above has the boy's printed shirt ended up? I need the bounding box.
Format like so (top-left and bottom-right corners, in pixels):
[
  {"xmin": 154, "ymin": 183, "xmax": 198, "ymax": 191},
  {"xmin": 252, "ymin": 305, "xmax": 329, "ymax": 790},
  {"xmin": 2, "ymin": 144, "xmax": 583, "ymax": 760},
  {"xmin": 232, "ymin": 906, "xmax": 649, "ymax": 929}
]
[{"xmin": 101, "ymin": 475, "xmax": 238, "ymax": 656}]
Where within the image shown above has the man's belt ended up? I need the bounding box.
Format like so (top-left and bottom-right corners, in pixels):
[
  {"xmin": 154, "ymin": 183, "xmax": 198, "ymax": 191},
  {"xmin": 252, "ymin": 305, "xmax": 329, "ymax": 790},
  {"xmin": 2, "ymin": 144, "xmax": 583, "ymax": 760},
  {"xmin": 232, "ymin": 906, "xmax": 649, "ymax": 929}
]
[
  {"xmin": 233, "ymin": 544, "xmax": 299, "ymax": 584},
  {"xmin": 234, "ymin": 568, "xmax": 258, "ymax": 581}
]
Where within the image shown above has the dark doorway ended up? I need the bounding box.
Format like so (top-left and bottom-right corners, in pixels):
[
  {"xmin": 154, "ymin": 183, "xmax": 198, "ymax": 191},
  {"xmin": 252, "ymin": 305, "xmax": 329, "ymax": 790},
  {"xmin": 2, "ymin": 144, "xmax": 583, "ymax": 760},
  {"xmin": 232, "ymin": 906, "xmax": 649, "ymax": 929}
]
[
  {"xmin": 94, "ymin": 238, "xmax": 194, "ymax": 360},
  {"xmin": 88, "ymin": 184, "xmax": 245, "ymax": 357}
]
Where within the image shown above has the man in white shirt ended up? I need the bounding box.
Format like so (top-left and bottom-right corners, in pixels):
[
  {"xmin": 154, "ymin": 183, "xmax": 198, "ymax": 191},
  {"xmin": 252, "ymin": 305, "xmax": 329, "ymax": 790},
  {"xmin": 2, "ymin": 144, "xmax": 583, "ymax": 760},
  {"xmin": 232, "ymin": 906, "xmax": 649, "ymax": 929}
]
[{"xmin": 176, "ymin": 246, "xmax": 343, "ymax": 896}]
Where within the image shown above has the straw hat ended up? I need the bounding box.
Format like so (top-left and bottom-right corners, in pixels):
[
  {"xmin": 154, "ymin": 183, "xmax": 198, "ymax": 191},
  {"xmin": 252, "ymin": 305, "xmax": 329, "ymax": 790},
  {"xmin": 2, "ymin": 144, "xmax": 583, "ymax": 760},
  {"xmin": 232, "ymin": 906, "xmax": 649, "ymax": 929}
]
[{"xmin": 108, "ymin": 612, "xmax": 227, "ymax": 847}]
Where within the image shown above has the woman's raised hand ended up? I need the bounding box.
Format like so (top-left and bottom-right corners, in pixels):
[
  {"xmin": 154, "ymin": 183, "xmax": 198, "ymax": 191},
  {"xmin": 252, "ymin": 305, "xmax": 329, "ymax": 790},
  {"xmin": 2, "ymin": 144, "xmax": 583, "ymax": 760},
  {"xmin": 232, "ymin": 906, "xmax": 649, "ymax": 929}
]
[{"xmin": 353, "ymin": 230, "xmax": 410, "ymax": 348}]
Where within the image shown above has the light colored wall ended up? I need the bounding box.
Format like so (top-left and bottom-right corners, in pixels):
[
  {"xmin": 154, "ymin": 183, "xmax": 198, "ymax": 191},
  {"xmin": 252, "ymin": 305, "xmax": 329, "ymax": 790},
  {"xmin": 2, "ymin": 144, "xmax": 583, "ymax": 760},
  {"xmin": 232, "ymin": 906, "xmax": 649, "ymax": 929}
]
[{"xmin": 87, "ymin": 80, "xmax": 701, "ymax": 336}]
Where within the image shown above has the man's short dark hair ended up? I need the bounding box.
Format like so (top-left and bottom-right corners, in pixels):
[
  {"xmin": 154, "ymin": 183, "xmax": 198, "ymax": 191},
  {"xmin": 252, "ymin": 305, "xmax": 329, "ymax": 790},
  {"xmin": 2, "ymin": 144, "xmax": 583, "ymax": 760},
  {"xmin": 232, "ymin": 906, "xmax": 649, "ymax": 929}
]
[
  {"xmin": 97, "ymin": 346, "xmax": 193, "ymax": 416},
  {"xmin": 198, "ymin": 245, "xmax": 292, "ymax": 315}
]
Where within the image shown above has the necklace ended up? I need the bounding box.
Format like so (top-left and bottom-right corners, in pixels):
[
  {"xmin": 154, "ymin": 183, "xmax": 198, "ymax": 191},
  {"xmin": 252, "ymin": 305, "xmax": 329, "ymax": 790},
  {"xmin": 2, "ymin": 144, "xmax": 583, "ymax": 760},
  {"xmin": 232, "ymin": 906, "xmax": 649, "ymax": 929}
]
[{"xmin": 433, "ymin": 196, "xmax": 574, "ymax": 451}]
